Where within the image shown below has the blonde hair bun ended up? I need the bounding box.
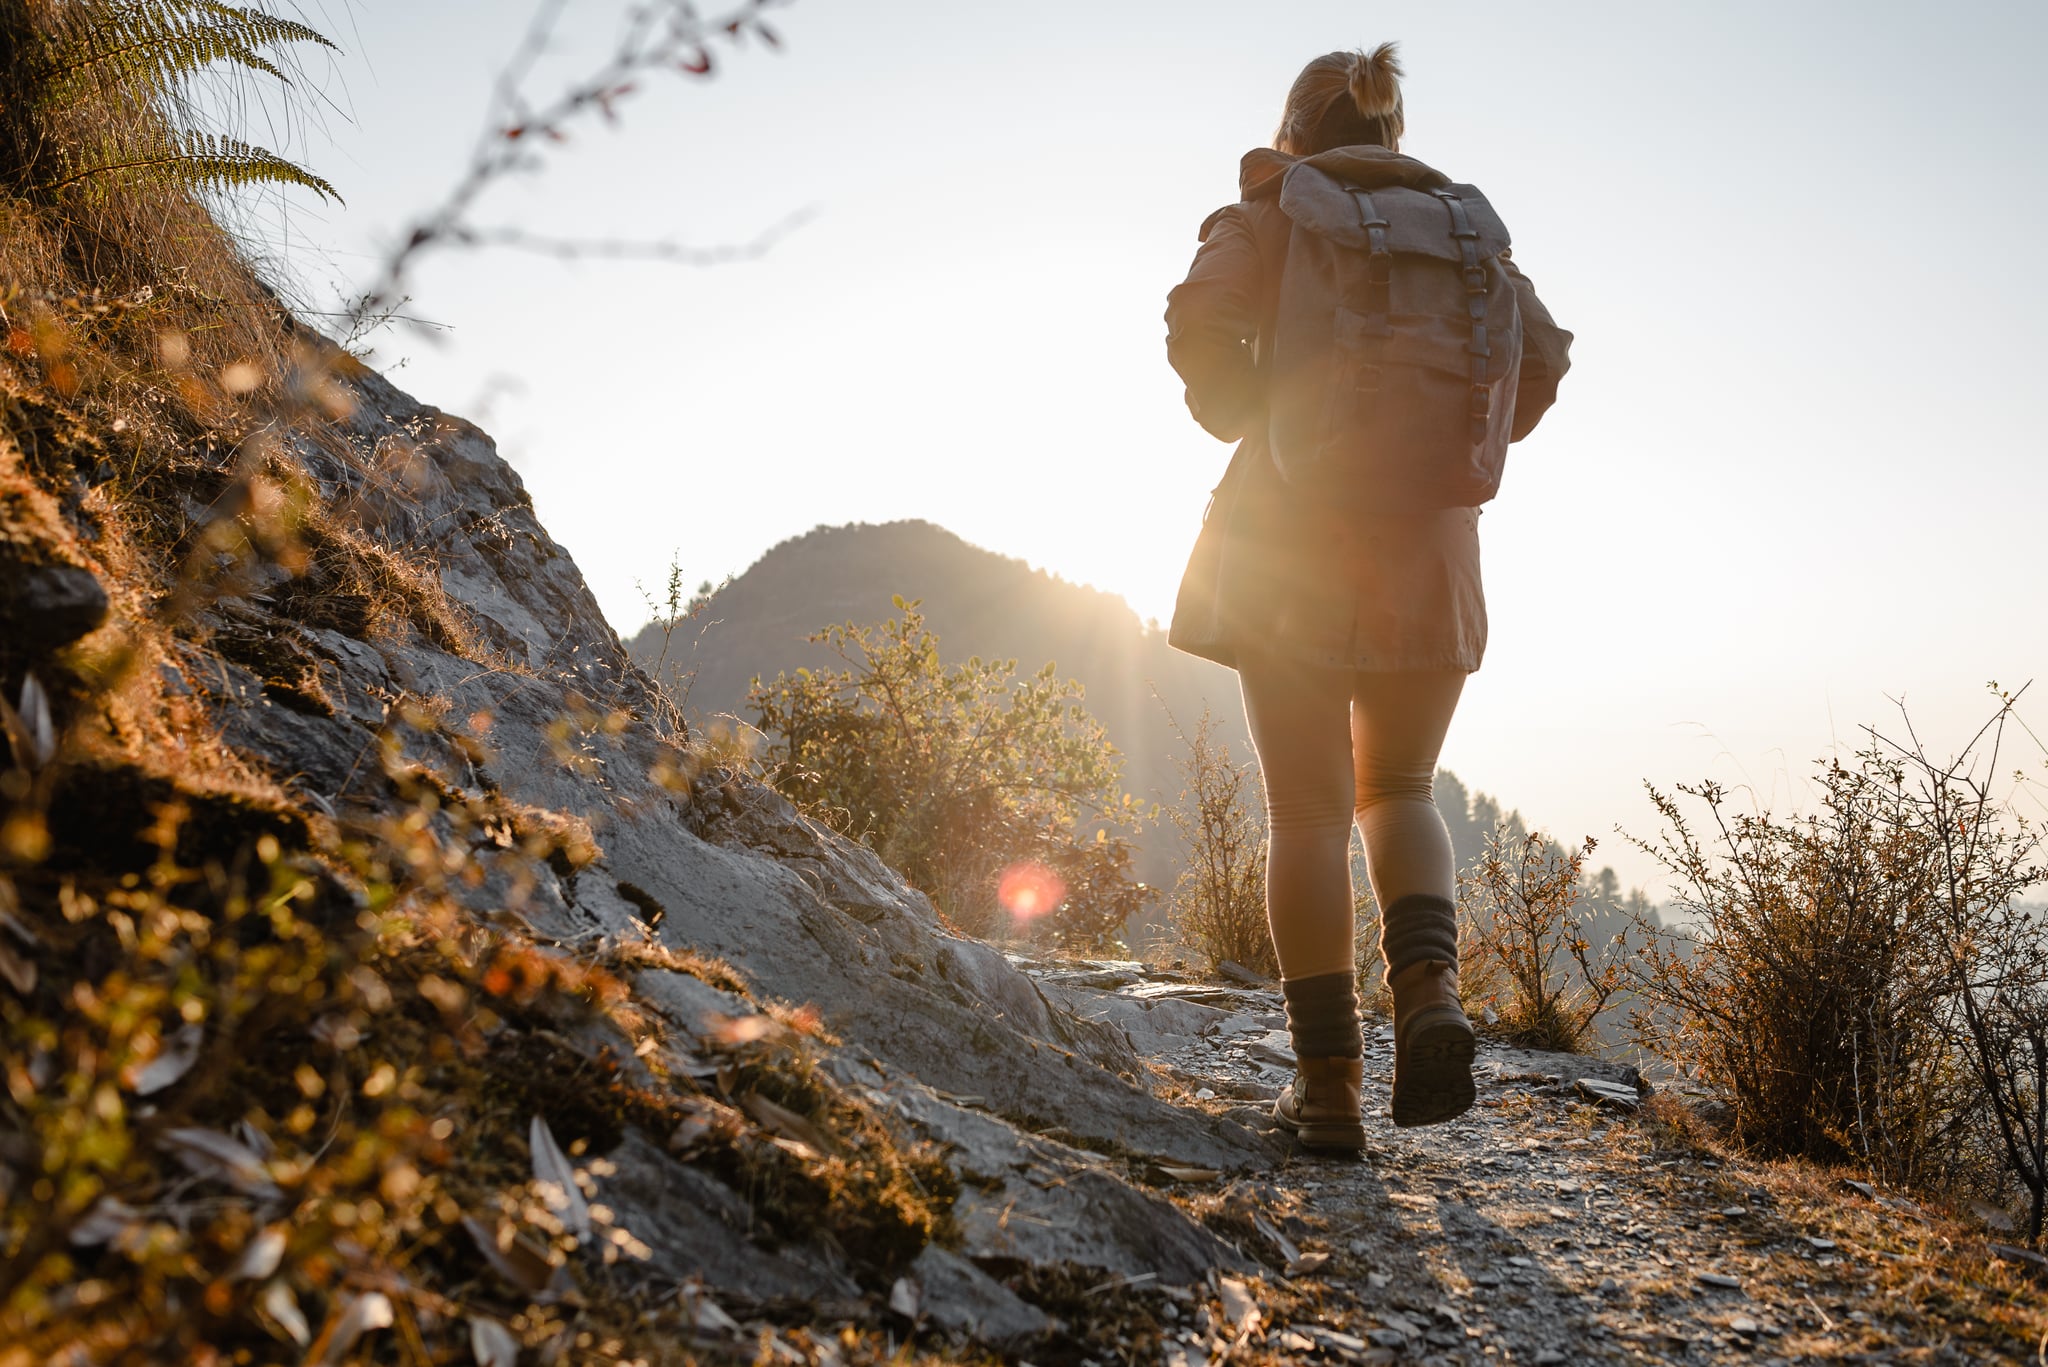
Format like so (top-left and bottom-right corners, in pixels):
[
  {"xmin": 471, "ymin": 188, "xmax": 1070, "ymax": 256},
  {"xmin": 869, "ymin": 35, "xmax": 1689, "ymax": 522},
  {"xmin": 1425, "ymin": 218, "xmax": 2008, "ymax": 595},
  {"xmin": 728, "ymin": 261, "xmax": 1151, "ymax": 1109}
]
[
  {"xmin": 1348, "ymin": 41, "xmax": 1403, "ymax": 120},
  {"xmin": 1276, "ymin": 43, "xmax": 1407, "ymax": 155}
]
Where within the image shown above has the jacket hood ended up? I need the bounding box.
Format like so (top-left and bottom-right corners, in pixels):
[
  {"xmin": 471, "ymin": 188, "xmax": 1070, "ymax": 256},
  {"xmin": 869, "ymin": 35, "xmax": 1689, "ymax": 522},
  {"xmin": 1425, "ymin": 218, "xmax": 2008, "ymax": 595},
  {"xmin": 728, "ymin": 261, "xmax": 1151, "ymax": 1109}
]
[{"xmin": 1237, "ymin": 145, "xmax": 1451, "ymax": 201}]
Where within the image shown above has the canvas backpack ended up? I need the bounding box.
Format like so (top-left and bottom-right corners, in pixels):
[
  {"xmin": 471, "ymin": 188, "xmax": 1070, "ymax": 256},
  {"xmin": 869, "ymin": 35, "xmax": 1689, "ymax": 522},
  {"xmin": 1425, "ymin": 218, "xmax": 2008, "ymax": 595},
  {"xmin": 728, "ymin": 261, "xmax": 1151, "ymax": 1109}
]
[{"xmin": 1266, "ymin": 160, "xmax": 1524, "ymax": 510}]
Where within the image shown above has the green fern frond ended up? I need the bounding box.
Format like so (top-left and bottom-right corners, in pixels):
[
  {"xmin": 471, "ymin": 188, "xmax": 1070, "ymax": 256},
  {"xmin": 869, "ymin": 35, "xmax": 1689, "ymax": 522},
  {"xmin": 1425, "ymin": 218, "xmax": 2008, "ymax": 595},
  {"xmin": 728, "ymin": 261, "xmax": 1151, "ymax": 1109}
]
[
  {"xmin": 50, "ymin": 131, "xmax": 341, "ymax": 203},
  {"xmin": 43, "ymin": 1, "xmax": 338, "ymax": 105}
]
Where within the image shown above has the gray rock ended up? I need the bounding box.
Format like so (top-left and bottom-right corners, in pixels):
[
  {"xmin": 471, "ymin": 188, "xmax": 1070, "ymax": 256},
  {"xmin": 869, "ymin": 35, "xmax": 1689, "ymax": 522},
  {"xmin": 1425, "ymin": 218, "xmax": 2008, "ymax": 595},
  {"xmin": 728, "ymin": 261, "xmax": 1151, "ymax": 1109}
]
[
  {"xmin": 1245, "ymin": 1031, "xmax": 1296, "ymax": 1068},
  {"xmin": 885, "ymin": 1081, "xmax": 1252, "ymax": 1281},
  {"xmin": 1035, "ymin": 980, "xmax": 1235, "ymax": 1056},
  {"xmin": 633, "ymin": 967, "xmax": 754, "ymax": 1031},
  {"xmin": 0, "ymin": 561, "xmax": 108, "ymax": 652},
  {"xmin": 906, "ymin": 1245, "xmax": 1050, "ymax": 1344},
  {"xmin": 1485, "ymin": 1047, "xmax": 1650, "ymax": 1097},
  {"xmin": 597, "ymin": 1129, "xmax": 858, "ymax": 1301},
  {"xmin": 1574, "ymin": 1077, "xmax": 1642, "ymax": 1112}
]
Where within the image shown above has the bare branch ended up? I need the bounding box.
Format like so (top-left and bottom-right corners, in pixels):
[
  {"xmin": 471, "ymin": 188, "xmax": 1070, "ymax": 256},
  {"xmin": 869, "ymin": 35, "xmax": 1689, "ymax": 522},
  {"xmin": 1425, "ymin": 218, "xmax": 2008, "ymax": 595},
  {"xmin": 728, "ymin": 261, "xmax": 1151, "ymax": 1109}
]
[{"xmin": 349, "ymin": 0, "xmax": 795, "ymax": 329}]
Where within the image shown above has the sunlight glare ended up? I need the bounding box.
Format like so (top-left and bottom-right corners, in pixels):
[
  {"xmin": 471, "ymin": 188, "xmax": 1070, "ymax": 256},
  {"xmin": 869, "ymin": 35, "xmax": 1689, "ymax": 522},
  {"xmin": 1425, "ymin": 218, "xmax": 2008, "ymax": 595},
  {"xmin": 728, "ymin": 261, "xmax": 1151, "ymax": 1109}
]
[{"xmin": 997, "ymin": 861, "xmax": 1066, "ymax": 921}]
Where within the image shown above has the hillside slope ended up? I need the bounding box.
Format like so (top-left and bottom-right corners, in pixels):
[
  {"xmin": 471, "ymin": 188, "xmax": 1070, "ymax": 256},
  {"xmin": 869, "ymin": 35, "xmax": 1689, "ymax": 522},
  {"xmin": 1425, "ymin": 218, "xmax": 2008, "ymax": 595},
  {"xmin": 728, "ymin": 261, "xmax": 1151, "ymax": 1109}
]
[
  {"xmin": 1, "ymin": 343, "xmax": 1277, "ymax": 1359},
  {"xmin": 6, "ymin": 313, "xmax": 2039, "ymax": 1367}
]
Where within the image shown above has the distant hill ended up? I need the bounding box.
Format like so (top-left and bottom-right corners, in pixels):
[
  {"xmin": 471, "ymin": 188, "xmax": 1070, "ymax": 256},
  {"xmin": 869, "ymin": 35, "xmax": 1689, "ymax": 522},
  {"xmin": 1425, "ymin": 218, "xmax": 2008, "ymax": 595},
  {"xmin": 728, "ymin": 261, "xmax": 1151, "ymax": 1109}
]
[
  {"xmin": 624, "ymin": 520, "xmax": 1650, "ymax": 934},
  {"xmin": 624, "ymin": 521, "xmax": 1250, "ymax": 891}
]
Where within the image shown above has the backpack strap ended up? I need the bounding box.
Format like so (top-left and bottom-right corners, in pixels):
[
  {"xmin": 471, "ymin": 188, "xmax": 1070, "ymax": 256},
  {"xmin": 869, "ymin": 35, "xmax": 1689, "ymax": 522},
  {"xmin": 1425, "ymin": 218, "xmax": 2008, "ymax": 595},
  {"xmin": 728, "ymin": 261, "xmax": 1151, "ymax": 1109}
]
[
  {"xmin": 1435, "ymin": 189, "xmax": 1493, "ymax": 444},
  {"xmin": 1347, "ymin": 188, "xmax": 1394, "ymax": 318},
  {"xmin": 1346, "ymin": 188, "xmax": 1393, "ymax": 394}
]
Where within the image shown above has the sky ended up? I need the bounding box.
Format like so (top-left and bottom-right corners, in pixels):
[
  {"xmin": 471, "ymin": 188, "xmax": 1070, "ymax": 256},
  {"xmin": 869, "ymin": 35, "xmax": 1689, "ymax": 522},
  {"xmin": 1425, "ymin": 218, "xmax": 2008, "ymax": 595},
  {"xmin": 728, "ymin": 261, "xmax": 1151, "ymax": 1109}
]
[{"xmin": 233, "ymin": 0, "xmax": 2047, "ymax": 895}]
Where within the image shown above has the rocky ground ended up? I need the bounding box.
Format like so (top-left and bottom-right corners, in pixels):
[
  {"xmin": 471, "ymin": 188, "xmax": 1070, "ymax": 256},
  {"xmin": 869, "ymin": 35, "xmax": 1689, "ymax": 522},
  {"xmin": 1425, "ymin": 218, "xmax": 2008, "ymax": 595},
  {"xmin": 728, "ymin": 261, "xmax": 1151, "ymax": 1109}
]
[
  {"xmin": 183, "ymin": 368, "xmax": 2042, "ymax": 1365},
  {"xmin": 936, "ymin": 958, "xmax": 2045, "ymax": 1367}
]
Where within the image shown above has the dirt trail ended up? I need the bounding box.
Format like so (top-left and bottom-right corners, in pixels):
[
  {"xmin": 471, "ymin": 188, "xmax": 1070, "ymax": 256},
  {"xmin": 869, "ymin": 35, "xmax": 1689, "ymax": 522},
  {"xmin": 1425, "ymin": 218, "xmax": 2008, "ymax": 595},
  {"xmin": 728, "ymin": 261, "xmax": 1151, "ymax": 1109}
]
[{"xmin": 1024, "ymin": 959, "xmax": 2039, "ymax": 1366}]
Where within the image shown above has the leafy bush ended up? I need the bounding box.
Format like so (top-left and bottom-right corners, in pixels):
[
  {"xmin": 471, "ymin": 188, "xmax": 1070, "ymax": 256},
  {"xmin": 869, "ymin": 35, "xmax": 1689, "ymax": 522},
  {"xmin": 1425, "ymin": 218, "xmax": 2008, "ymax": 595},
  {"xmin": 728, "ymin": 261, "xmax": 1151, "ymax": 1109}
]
[
  {"xmin": 1162, "ymin": 706, "xmax": 1274, "ymax": 978},
  {"xmin": 749, "ymin": 598, "xmax": 1150, "ymax": 951},
  {"xmin": 1625, "ymin": 699, "xmax": 2047, "ymax": 1236}
]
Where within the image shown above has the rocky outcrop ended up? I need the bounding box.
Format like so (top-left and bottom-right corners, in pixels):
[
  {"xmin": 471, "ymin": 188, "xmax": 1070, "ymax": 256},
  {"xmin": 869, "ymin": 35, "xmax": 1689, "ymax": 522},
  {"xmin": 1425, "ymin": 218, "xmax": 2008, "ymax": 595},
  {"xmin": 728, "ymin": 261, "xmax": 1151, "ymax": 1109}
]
[{"xmin": 188, "ymin": 366, "xmax": 1271, "ymax": 1314}]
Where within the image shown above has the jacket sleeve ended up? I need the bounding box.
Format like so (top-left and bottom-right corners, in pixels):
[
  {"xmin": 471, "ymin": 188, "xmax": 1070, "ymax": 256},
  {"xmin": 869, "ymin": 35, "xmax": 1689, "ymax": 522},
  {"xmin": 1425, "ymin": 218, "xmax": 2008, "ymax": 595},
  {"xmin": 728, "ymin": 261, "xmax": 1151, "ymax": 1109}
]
[
  {"xmin": 1503, "ymin": 251, "xmax": 1573, "ymax": 442},
  {"xmin": 1165, "ymin": 206, "xmax": 1265, "ymax": 443}
]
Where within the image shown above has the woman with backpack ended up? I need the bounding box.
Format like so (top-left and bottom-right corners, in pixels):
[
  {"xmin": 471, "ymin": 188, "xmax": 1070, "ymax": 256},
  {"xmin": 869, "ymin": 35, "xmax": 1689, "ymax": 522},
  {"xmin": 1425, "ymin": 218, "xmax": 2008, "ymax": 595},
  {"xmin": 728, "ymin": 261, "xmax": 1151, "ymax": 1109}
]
[{"xmin": 1164, "ymin": 43, "xmax": 1572, "ymax": 1151}]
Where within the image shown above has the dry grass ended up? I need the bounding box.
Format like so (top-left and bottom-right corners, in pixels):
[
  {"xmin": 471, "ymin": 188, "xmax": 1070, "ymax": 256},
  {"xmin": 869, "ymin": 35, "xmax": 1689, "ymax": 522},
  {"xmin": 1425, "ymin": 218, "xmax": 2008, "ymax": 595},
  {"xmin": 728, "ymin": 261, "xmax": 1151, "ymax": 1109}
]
[
  {"xmin": 1628, "ymin": 1093, "xmax": 2048, "ymax": 1359},
  {"xmin": 0, "ymin": 710, "xmax": 970, "ymax": 1362}
]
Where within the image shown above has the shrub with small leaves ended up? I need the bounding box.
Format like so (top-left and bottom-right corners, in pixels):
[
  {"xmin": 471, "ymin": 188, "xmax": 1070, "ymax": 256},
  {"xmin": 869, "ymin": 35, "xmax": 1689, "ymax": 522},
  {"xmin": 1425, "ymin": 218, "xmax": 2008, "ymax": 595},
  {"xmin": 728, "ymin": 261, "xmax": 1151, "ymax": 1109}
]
[{"xmin": 749, "ymin": 598, "xmax": 1151, "ymax": 950}]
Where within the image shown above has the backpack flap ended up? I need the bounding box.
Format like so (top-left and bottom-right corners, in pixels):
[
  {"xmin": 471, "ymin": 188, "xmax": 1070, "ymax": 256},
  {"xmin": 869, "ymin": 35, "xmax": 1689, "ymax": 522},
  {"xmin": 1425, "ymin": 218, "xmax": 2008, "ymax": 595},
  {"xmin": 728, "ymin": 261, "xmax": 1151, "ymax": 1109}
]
[{"xmin": 1278, "ymin": 165, "xmax": 1511, "ymax": 260}]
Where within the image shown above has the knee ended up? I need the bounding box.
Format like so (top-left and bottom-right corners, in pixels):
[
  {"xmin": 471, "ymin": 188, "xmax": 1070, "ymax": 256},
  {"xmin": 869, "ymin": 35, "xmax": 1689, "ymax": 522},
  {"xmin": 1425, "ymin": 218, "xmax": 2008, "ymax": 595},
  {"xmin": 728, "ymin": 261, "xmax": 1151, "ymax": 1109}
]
[
  {"xmin": 1266, "ymin": 789, "xmax": 1354, "ymax": 838},
  {"xmin": 1353, "ymin": 774, "xmax": 1435, "ymax": 820}
]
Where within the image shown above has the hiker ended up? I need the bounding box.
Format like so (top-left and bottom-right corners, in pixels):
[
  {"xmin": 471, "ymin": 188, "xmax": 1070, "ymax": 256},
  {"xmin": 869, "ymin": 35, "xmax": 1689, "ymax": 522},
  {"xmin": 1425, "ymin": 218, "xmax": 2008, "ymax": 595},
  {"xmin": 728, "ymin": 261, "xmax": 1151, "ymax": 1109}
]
[{"xmin": 1164, "ymin": 44, "xmax": 1572, "ymax": 1150}]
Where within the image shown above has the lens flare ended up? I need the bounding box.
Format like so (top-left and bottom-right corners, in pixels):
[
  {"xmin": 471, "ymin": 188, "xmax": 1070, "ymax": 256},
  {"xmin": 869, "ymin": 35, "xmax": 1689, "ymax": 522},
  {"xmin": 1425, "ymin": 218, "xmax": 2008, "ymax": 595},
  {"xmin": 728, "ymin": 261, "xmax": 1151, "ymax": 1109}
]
[{"xmin": 997, "ymin": 861, "xmax": 1066, "ymax": 921}]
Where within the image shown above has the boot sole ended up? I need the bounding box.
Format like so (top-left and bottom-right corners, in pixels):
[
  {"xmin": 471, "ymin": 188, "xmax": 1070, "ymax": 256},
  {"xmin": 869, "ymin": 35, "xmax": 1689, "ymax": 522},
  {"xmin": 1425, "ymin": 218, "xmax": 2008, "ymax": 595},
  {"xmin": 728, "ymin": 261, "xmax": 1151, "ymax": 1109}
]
[
  {"xmin": 1272, "ymin": 1105, "xmax": 1368, "ymax": 1152},
  {"xmin": 1392, "ymin": 1009, "xmax": 1477, "ymax": 1128}
]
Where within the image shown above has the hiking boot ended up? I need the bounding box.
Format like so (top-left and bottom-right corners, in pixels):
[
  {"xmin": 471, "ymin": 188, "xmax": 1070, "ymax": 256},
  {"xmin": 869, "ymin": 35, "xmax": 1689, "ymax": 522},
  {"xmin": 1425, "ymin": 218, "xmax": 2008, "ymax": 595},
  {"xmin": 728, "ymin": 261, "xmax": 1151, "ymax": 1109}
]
[
  {"xmin": 1272, "ymin": 1055, "xmax": 1366, "ymax": 1152},
  {"xmin": 1389, "ymin": 959, "xmax": 1476, "ymax": 1127}
]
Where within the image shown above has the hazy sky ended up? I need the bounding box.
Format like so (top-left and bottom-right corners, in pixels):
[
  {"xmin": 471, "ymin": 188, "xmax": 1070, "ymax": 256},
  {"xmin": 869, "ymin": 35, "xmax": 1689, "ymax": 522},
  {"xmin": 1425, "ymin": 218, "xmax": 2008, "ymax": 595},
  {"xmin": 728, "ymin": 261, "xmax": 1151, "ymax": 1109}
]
[{"xmin": 245, "ymin": 0, "xmax": 2046, "ymax": 893}]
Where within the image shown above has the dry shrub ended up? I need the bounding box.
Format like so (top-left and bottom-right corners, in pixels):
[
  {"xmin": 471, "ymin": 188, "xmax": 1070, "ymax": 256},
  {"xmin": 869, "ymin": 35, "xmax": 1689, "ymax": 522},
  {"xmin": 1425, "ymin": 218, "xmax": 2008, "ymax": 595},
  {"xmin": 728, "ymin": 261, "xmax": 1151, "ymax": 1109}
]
[
  {"xmin": 1163, "ymin": 706, "xmax": 1275, "ymax": 978},
  {"xmin": 1459, "ymin": 827, "xmax": 1628, "ymax": 1053},
  {"xmin": 1625, "ymin": 699, "xmax": 2047, "ymax": 1237}
]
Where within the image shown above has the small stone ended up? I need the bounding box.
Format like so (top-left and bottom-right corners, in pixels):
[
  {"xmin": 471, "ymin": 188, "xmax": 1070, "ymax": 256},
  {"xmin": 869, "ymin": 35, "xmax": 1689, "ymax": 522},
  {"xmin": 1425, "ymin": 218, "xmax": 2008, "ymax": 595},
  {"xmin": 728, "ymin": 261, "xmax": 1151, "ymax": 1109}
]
[
  {"xmin": 1245, "ymin": 1032, "xmax": 1295, "ymax": 1068},
  {"xmin": 1309, "ymin": 1327, "xmax": 1368, "ymax": 1353},
  {"xmin": 1366, "ymin": 1328, "xmax": 1406, "ymax": 1349},
  {"xmin": 1804, "ymin": 1236, "xmax": 1836, "ymax": 1251},
  {"xmin": 0, "ymin": 563, "xmax": 109, "ymax": 652},
  {"xmin": 1470, "ymin": 1271, "xmax": 1502, "ymax": 1288},
  {"xmin": 1721, "ymin": 1206, "xmax": 1749, "ymax": 1217},
  {"xmin": 1730, "ymin": 1316, "xmax": 1760, "ymax": 1336},
  {"xmin": 1573, "ymin": 1077, "xmax": 1641, "ymax": 1112},
  {"xmin": 1534, "ymin": 1353, "xmax": 1567, "ymax": 1366},
  {"xmin": 1696, "ymin": 1271, "xmax": 1742, "ymax": 1291},
  {"xmin": 1596, "ymin": 1277, "xmax": 1622, "ymax": 1297}
]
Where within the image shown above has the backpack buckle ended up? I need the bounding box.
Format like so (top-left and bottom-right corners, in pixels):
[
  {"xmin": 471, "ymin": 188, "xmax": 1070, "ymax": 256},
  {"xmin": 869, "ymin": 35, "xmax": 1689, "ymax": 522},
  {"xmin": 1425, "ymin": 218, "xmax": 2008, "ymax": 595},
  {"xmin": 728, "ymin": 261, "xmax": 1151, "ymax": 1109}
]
[
  {"xmin": 1469, "ymin": 384, "xmax": 1492, "ymax": 419},
  {"xmin": 1463, "ymin": 265, "xmax": 1487, "ymax": 292},
  {"xmin": 1354, "ymin": 364, "xmax": 1383, "ymax": 393},
  {"xmin": 1367, "ymin": 253, "xmax": 1393, "ymax": 286}
]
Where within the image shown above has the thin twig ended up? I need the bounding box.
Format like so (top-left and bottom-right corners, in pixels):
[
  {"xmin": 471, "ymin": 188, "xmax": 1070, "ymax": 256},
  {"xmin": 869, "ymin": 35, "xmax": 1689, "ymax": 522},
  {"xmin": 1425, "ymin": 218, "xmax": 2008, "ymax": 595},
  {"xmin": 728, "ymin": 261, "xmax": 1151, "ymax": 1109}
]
[
  {"xmin": 448, "ymin": 206, "xmax": 815, "ymax": 265},
  {"xmin": 348, "ymin": 0, "xmax": 794, "ymax": 332}
]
